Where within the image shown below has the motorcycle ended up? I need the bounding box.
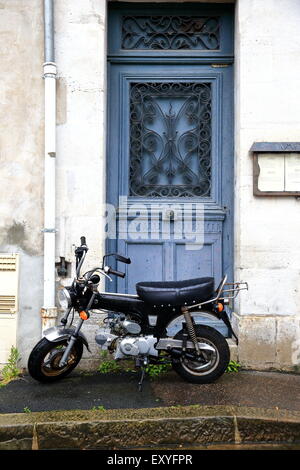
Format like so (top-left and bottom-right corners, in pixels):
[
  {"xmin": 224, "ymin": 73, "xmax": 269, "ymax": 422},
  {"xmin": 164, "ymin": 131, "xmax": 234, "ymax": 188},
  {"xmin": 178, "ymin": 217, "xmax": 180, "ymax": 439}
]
[{"xmin": 28, "ymin": 236, "xmax": 248, "ymax": 390}]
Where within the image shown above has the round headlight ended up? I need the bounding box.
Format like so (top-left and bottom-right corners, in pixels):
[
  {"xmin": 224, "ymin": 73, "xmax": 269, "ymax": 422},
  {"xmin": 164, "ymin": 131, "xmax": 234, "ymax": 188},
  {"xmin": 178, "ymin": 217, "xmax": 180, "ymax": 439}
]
[{"xmin": 58, "ymin": 288, "xmax": 72, "ymax": 309}]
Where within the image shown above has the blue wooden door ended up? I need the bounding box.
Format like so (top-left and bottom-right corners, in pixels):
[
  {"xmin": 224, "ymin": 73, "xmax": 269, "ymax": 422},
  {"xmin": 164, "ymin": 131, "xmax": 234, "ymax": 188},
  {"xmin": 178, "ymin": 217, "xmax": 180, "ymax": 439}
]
[{"xmin": 106, "ymin": 4, "xmax": 234, "ymax": 320}]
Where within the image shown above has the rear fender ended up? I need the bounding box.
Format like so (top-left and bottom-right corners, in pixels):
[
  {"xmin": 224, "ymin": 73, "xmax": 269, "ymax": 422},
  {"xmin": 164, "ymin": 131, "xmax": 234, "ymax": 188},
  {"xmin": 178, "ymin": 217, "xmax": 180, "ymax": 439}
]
[
  {"xmin": 43, "ymin": 326, "xmax": 90, "ymax": 351},
  {"xmin": 165, "ymin": 311, "xmax": 222, "ymax": 337}
]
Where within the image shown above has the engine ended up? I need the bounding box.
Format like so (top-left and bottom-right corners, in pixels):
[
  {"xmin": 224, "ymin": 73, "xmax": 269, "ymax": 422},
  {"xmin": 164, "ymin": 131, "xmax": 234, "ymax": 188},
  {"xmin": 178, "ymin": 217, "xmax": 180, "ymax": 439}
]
[
  {"xmin": 114, "ymin": 335, "xmax": 158, "ymax": 359},
  {"xmin": 95, "ymin": 314, "xmax": 158, "ymax": 359}
]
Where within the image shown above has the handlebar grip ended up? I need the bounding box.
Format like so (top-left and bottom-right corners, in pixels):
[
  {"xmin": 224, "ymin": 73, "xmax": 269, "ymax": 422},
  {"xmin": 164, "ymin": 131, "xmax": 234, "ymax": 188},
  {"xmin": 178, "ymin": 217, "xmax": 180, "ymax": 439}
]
[
  {"xmin": 109, "ymin": 268, "xmax": 125, "ymax": 278},
  {"xmin": 116, "ymin": 254, "xmax": 131, "ymax": 265},
  {"xmin": 80, "ymin": 236, "xmax": 87, "ymax": 246}
]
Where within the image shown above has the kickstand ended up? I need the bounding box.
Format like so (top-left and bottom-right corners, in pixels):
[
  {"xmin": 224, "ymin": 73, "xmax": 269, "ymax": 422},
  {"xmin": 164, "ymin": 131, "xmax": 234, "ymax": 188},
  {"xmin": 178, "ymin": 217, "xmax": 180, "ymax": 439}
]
[{"xmin": 138, "ymin": 367, "xmax": 146, "ymax": 392}]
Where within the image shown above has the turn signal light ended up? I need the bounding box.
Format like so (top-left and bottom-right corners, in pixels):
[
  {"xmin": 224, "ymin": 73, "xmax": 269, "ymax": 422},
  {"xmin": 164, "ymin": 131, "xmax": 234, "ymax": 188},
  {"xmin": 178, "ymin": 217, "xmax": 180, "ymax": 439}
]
[
  {"xmin": 80, "ymin": 311, "xmax": 89, "ymax": 320},
  {"xmin": 217, "ymin": 302, "xmax": 224, "ymax": 312}
]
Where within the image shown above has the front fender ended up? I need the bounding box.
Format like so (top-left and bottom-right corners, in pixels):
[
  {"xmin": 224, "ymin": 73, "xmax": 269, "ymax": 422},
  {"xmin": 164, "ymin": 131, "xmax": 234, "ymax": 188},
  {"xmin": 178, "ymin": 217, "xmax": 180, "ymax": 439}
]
[{"xmin": 43, "ymin": 326, "xmax": 90, "ymax": 351}]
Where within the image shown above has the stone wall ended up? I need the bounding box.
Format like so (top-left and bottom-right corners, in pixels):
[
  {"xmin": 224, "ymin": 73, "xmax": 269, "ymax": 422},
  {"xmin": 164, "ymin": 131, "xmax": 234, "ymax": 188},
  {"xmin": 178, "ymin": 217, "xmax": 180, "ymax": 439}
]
[{"xmin": 234, "ymin": 0, "xmax": 300, "ymax": 371}]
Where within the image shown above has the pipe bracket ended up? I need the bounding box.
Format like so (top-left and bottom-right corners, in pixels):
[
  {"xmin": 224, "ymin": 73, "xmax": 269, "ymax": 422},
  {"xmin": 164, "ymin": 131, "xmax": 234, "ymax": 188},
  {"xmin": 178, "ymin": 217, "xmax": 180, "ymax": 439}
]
[
  {"xmin": 43, "ymin": 62, "xmax": 57, "ymax": 79},
  {"xmin": 41, "ymin": 228, "xmax": 58, "ymax": 233}
]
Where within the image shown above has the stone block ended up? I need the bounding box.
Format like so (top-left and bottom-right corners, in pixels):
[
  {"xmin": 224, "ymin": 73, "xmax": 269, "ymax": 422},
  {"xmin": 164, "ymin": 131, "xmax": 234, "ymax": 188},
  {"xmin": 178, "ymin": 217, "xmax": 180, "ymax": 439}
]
[
  {"xmin": 227, "ymin": 338, "xmax": 238, "ymax": 363},
  {"xmin": 233, "ymin": 314, "xmax": 276, "ymax": 369},
  {"xmin": 276, "ymin": 316, "xmax": 300, "ymax": 371},
  {"xmin": 36, "ymin": 416, "xmax": 235, "ymax": 449},
  {"xmin": 0, "ymin": 424, "xmax": 34, "ymax": 450}
]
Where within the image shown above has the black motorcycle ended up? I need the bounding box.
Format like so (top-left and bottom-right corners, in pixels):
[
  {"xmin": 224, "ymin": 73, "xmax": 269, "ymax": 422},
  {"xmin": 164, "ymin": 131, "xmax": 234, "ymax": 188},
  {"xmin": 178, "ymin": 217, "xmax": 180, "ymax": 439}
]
[{"xmin": 28, "ymin": 237, "xmax": 247, "ymax": 389}]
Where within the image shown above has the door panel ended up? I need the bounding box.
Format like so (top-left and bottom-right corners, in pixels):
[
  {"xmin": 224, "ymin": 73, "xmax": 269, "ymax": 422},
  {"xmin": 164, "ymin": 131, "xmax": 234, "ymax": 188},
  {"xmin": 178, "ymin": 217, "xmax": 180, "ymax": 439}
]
[
  {"xmin": 174, "ymin": 236, "xmax": 221, "ymax": 281},
  {"xmin": 124, "ymin": 242, "xmax": 164, "ymax": 294},
  {"xmin": 109, "ymin": 65, "xmax": 223, "ymax": 205},
  {"xmin": 107, "ymin": 64, "xmax": 232, "ymax": 291}
]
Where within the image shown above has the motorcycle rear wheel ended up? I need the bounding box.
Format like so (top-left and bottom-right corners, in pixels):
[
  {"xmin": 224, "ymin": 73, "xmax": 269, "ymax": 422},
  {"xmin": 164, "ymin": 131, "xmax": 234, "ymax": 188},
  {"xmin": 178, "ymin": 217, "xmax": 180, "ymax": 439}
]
[
  {"xmin": 28, "ymin": 338, "xmax": 83, "ymax": 383},
  {"xmin": 171, "ymin": 325, "xmax": 230, "ymax": 384}
]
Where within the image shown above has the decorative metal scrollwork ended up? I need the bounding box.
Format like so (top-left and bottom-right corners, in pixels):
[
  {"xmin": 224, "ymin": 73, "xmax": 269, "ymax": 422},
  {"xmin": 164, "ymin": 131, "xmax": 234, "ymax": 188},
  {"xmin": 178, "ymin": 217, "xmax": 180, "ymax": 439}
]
[
  {"xmin": 129, "ymin": 82, "xmax": 212, "ymax": 198},
  {"xmin": 122, "ymin": 16, "xmax": 220, "ymax": 50}
]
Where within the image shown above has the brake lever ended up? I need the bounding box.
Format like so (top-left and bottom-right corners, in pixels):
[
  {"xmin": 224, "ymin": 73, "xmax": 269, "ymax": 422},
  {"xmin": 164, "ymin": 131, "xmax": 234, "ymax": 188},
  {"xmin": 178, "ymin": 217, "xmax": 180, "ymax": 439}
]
[
  {"xmin": 100, "ymin": 270, "xmax": 113, "ymax": 282},
  {"xmin": 91, "ymin": 268, "xmax": 112, "ymax": 283},
  {"xmin": 82, "ymin": 268, "xmax": 113, "ymax": 284}
]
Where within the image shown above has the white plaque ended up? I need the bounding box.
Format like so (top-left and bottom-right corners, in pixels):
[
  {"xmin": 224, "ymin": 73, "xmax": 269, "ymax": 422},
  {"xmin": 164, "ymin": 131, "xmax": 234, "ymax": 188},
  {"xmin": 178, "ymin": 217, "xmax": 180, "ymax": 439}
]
[
  {"xmin": 284, "ymin": 153, "xmax": 300, "ymax": 192},
  {"xmin": 258, "ymin": 153, "xmax": 285, "ymax": 192}
]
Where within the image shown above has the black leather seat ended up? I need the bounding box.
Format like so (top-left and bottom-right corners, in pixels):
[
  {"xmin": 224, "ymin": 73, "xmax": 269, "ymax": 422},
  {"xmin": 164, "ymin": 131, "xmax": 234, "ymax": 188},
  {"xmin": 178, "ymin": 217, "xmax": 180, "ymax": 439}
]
[{"xmin": 136, "ymin": 277, "xmax": 214, "ymax": 307}]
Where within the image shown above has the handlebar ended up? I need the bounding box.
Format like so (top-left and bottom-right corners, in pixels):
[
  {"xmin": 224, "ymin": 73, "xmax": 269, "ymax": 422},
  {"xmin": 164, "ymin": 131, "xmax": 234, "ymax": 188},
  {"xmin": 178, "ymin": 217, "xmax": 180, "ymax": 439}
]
[
  {"xmin": 107, "ymin": 268, "xmax": 125, "ymax": 278},
  {"xmin": 103, "ymin": 252, "xmax": 131, "ymax": 266},
  {"xmin": 75, "ymin": 236, "xmax": 88, "ymax": 255},
  {"xmin": 115, "ymin": 254, "xmax": 131, "ymax": 265},
  {"xmin": 75, "ymin": 237, "xmax": 127, "ymax": 281},
  {"xmin": 75, "ymin": 236, "xmax": 88, "ymax": 277}
]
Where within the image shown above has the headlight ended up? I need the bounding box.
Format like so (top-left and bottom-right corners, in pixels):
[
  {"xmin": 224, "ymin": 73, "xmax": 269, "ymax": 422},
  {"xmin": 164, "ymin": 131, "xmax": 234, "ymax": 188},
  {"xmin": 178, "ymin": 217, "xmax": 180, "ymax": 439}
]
[{"xmin": 58, "ymin": 288, "xmax": 72, "ymax": 309}]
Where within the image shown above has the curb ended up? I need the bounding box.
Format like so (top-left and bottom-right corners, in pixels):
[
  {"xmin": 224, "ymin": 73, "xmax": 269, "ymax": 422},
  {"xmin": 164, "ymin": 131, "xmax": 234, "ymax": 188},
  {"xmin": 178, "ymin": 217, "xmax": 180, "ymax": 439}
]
[{"xmin": 1, "ymin": 405, "xmax": 300, "ymax": 450}]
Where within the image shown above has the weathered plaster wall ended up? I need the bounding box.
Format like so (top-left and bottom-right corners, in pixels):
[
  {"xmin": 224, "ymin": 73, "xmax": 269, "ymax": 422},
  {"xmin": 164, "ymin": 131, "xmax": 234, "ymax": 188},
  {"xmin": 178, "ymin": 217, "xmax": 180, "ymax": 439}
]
[
  {"xmin": 55, "ymin": 0, "xmax": 108, "ymax": 368},
  {"xmin": 0, "ymin": 1, "xmax": 44, "ymax": 366},
  {"xmin": 0, "ymin": 1, "xmax": 44, "ymax": 254},
  {"xmin": 55, "ymin": 0, "xmax": 106, "ymax": 267},
  {"xmin": 234, "ymin": 0, "xmax": 300, "ymax": 370}
]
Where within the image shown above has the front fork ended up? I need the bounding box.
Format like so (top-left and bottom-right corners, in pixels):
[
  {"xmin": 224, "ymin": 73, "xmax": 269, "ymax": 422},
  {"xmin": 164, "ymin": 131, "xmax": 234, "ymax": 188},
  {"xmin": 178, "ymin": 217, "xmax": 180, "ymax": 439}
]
[
  {"xmin": 59, "ymin": 291, "xmax": 96, "ymax": 367},
  {"xmin": 58, "ymin": 319, "xmax": 85, "ymax": 367}
]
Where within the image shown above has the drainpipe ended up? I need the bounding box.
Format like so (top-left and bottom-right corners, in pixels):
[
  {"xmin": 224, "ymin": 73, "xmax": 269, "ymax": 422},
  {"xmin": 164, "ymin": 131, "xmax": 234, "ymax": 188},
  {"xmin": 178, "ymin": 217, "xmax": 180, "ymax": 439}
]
[{"xmin": 41, "ymin": 0, "xmax": 57, "ymax": 332}]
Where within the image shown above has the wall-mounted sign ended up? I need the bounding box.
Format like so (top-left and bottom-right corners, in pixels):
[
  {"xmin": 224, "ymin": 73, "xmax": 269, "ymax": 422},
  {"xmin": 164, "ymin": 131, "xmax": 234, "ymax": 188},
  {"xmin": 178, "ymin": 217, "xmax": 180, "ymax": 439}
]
[{"xmin": 251, "ymin": 142, "xmax": 300, "ymax": 196}]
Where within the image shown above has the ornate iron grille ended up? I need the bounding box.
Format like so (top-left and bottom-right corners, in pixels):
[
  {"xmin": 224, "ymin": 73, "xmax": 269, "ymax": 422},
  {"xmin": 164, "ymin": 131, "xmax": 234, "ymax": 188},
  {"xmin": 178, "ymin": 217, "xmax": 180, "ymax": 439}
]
[
  {"xmin": 122, "ymin": 16, "xmax": 220, "ymax": 50},
  {"xmin": 129, "ymin": 82, "xmax": 212, "ymax": 198}
]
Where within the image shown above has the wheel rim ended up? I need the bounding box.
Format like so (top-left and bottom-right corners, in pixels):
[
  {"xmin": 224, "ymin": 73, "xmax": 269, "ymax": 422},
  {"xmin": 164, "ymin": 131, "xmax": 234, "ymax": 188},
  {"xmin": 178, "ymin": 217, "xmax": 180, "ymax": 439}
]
[
  {"xmin": 180, "ymin": 337, "xmax": 220, "ymax": 376},
  {"xmin": 40, "ymin": 342, "xmax": 79, "ymax": 377}
]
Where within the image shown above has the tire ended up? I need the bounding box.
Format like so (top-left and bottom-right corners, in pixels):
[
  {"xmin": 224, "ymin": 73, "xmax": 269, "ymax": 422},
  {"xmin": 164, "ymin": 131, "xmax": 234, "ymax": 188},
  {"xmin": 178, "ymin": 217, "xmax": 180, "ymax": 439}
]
[
  {"xmin": 171, "ymin": 325, "xmax": 230, "ymax": 384},
  {"xmin": 27, "ymin": 337, "xmax": 83, "ymax": 383}
]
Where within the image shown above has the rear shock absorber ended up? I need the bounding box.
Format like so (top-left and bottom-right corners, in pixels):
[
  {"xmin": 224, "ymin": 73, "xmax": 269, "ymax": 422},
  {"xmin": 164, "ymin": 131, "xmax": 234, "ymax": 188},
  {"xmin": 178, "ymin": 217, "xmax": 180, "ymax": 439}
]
[{"xmin": 182, "ymin": 308, "xmax": 201, "ymax": 356}]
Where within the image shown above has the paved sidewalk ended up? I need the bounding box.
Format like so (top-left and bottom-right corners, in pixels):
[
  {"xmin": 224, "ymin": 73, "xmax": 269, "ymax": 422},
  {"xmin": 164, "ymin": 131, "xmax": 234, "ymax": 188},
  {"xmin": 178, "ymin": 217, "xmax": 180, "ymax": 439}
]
[
  {"xmin": 0, "ymin": 369, "xmax": 299, "ymax": 414},
  {"xmin": 0, "ymin": 369, "xmax": 299, "ymax": 449}
]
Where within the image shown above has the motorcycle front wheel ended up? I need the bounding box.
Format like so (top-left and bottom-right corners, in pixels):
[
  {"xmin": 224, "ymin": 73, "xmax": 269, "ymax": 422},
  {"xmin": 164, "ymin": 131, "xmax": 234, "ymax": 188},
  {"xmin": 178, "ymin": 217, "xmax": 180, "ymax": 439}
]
[
  {"xmin": 28, "ymin": 338, "xmax": 83, "ymax": 383},
  {"xmin": 171, "ymin": 325, "xmax": 230, "ymax": 384}
]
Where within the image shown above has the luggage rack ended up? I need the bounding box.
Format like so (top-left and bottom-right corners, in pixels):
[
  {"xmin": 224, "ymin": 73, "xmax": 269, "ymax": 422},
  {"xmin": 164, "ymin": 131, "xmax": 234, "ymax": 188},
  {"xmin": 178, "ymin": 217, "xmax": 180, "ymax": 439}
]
[{"xmin": 186, "ymin": 275, "xmax": 248, "ymax": 311}]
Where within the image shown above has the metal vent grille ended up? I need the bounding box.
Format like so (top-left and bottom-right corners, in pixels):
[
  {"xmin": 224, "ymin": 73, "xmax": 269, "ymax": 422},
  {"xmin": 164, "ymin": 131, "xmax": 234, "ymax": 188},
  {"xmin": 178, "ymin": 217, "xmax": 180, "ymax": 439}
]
[
  {"xmin": 0, "ymin": 254, "xmax": 19, "ymax": 315},
  {"xmin": 0, "ymin": 257, "xmax": 17, "ymax": 271},
  {"xmin": 0, "ymin": 295, "xmax": 16, "ymax": 314}
]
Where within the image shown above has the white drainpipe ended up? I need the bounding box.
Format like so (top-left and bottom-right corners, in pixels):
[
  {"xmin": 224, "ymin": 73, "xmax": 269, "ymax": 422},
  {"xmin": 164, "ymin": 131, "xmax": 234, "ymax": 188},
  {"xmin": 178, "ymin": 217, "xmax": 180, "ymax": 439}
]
[{"xmin": 41, "ymin": 0, "xmax": 57, "ymax": 332}]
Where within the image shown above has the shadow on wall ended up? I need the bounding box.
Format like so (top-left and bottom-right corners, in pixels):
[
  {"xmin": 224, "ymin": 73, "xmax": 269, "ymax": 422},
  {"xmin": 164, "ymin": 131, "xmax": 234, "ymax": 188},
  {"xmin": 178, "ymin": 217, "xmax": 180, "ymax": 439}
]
[{"xmin": 0, "ymin": 221, "xmax": 41, "ymax": 256}]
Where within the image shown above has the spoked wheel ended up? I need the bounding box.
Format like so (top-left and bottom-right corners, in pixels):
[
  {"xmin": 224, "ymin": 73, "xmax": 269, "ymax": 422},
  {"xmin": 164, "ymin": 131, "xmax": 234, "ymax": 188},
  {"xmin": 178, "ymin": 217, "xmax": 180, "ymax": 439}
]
[
  {"xmin": 171, "ymin": 325, "xmax": 230, "ymax": 384},
  {"xmin": 28, "ymin": 338, "xmax": 83, "ymax": 383}
]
